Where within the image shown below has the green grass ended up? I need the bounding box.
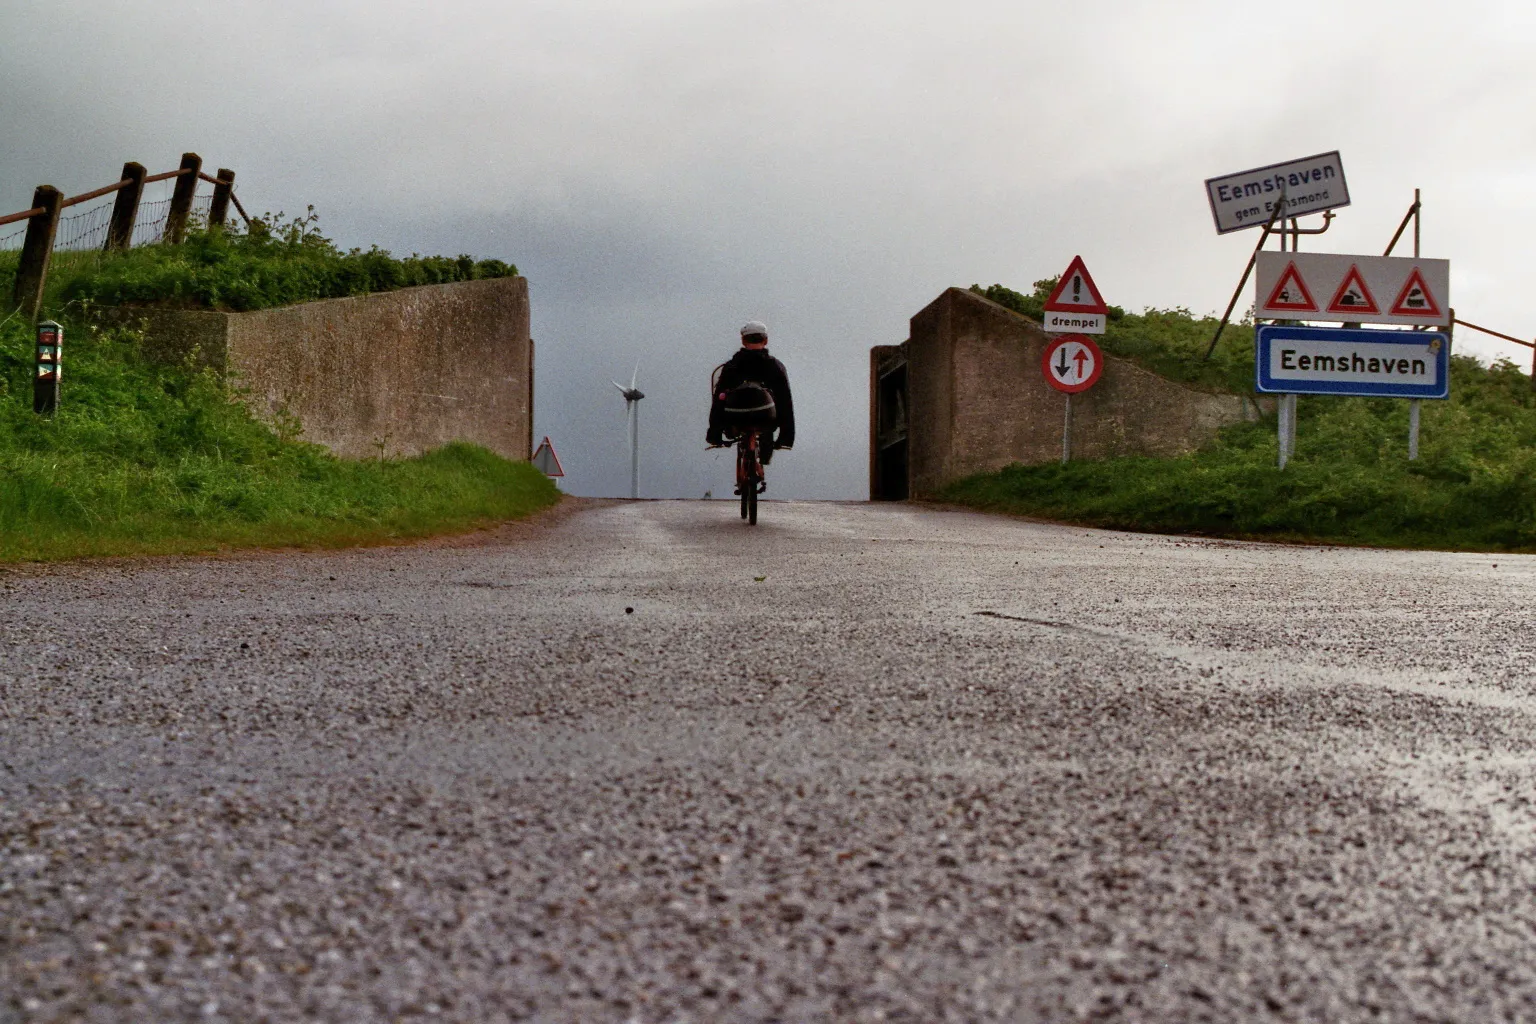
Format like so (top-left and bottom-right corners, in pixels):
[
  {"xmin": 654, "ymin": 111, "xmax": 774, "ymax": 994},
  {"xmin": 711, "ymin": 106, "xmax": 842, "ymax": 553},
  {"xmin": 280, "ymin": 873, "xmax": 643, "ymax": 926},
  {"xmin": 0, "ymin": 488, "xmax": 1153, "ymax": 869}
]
[
  {"xmin": 943, "ymin": 352, "xmax": 1536, "ymax": 552},
  {"xmin": 0, "ymin": 208, "xmax": 517, "ymax": 315},
  {"xmin": 0, "ymin": 315, "xmax": 557, "ymax": 562}
]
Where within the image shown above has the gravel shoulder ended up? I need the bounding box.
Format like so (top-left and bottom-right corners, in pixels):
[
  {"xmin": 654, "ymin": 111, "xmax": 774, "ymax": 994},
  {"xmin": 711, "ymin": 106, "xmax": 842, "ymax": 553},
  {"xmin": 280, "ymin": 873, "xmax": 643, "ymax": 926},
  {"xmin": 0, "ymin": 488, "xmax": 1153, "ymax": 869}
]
[{"xmin": 4, "ymin": 500, "xmax": 1535, "ymax": 1022}]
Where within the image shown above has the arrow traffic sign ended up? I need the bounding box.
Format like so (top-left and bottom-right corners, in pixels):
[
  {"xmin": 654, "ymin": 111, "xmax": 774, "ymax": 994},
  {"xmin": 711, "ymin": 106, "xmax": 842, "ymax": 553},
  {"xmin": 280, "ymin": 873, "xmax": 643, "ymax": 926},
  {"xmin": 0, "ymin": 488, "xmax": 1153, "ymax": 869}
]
[
  {"xmin": 1042, "ymin": 334, "xmax": 1103, "ymax": 393},
  {"xmin": 531, "ymin": 436, "xmax": 565, "ymax": 477}
]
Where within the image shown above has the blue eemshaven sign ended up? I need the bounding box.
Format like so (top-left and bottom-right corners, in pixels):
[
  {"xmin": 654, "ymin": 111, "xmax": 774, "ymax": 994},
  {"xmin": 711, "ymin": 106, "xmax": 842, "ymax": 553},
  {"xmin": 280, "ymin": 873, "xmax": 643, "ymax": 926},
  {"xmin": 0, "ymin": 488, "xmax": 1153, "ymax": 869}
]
[{"xmin": 1256, "ymin": 325, "xmax": 1449, "ymax": 399}]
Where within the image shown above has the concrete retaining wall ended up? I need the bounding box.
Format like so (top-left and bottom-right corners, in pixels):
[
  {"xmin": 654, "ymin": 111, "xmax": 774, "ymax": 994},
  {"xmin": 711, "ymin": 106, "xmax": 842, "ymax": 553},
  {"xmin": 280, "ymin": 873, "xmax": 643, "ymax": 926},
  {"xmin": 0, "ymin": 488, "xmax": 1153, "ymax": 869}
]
[
  {"xmin": 890, "ymin": 287, "xmax": 1263, "ymax": 498},
  {"xmin": 118, "ymin": 277, "xmax": 532, "ymax": 461}
]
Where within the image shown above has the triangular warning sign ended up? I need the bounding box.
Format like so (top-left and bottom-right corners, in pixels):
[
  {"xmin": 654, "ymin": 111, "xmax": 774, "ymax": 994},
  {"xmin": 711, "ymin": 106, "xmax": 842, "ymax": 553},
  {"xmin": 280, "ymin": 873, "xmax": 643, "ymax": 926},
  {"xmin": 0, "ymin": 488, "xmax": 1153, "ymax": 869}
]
[
  {"xmin": 1043, "ymin": 255, "xmax": 1109, "ymax": 313},
  {"xmin": 531, "ymin": 436, "xmax": 564, "ymax": 477},
  {"xmin": 1262, "ymin": 261, "xmax": 1319, "ymax": 313},
  {"xmin": 1326, "ymin": 265, "xmax": 1380, "ymax": 316},
  {"xmin": 1389, "ymin": 267, "xmax": 1442, "ymax": 318}
]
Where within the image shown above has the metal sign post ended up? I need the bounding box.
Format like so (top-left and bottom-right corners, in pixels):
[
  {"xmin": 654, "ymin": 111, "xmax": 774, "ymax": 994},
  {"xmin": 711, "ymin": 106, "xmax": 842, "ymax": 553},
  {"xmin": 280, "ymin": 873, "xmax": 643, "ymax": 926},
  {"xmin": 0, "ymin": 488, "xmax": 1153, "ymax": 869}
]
[
  {"xmin": 1042, "ymin": 334, "xmax": 1103, "ymax": 463},
  {"xmin": 1256, "ymin": 324, "xmax": 1449, "ymax": 469},
  {"xmin": 1407, "ymin": 189, "xmax": 1424, "ymax": 460},
  {"xmin": 1040, "ymin": 256, "xmax": 1110, "ymax": 465},
  {"xmin": 34, "ymin": 320, "xmax": 61, "ymax": 415},
  {"xmin": 1062, "ymin": 395, "xmax": 1072, "ymax": 464},
  {"xmin": 1277, "ymin": 394, "xmax": 1296, "ymax": 470}
]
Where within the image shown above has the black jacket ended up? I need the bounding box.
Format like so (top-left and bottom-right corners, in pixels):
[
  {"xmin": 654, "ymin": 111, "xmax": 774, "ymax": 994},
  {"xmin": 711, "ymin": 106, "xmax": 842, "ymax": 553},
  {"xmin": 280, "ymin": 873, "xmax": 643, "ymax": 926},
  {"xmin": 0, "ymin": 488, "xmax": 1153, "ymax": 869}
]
[{"xmin": 710, "ymin": 347, "xmax": 795, "ymax": 448}]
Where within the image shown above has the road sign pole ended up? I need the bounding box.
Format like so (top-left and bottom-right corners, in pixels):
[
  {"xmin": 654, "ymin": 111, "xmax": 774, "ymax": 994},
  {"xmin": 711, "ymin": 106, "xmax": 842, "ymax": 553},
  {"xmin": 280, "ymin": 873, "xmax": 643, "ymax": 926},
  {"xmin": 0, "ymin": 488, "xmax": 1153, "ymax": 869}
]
[
  {"xmin": 1277, "ymin": 395, "xmax": 1286, "ymax": 469},
  {"xmin": 1278, "ymin": 394, "xmax": 1298, "ymax": 470},
  {"xmin": 1203, "ymin": 195, "xmax": 1287, "ymax": 361},
  {"xmin": 1408, "ymin": 399, "xmax": 1420, "ymax": 461},
  {"xmin": 1288, "ymin": 395, "xmax": 1298, "ymax": 464},
  {"xmin": 1062, "ymin": 394, "xmax": 1072, "ymax": 464}
]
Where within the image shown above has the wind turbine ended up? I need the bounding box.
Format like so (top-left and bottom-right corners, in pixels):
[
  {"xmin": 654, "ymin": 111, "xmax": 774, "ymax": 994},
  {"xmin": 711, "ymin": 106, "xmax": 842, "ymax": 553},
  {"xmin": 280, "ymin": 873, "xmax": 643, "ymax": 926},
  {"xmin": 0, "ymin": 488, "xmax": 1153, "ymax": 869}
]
[{"xmin": 613, "ymin": 365, "xmax": 644, "ymax": 499}]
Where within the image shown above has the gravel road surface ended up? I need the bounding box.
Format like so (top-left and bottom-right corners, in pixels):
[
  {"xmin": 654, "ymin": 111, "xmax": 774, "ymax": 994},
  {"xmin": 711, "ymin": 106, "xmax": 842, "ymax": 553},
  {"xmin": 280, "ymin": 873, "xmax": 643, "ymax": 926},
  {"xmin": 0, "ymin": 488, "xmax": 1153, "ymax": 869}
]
[{"xmin": 4, "ymin": 500, "xmax": 1536, "ymax": 1022}]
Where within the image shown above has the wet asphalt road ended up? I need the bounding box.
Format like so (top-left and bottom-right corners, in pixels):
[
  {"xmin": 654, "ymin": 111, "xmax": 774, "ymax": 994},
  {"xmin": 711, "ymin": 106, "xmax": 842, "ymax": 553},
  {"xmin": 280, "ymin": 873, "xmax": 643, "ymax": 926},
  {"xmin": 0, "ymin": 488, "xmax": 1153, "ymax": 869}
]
[{"xmin": 3, "ymin": 499, "xmax": 1536, "ymax": 1022}]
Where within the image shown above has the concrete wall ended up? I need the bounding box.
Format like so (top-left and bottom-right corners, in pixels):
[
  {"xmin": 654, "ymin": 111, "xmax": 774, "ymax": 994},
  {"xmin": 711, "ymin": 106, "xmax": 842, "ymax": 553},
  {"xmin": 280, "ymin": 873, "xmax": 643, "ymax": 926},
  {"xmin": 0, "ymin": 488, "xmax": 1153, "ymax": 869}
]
[
  {"xmin": 118, "ymin": 277, "xmax": 532, "ymax": 461},
  {"xmin": 898, "ymin": 287, "xmax": 1261, "ymax": 498}
]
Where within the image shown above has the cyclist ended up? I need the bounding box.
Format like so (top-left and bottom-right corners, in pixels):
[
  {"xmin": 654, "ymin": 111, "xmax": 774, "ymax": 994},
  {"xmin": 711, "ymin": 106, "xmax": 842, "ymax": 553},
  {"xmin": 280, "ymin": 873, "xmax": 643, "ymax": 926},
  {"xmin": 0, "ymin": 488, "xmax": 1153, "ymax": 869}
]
[{"xmin": 706, "ymin": 321, "xmax": 795, "ymax": 463}]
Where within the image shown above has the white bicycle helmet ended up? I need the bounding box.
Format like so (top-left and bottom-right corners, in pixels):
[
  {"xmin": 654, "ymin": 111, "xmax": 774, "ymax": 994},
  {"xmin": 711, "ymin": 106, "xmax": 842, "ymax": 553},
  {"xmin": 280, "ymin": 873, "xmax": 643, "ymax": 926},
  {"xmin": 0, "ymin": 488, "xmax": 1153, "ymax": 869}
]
[{"xmin": 740, "ymin": 320, "xmax": 768, "ymax": 339}]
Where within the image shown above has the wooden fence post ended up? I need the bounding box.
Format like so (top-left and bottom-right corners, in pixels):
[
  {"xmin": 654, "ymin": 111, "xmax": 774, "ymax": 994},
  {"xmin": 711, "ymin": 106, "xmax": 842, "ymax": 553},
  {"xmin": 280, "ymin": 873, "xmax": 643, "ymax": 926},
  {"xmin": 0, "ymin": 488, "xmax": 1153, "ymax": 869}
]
[
  {"xmin": 10, "ymin": 186, "xmax": 63, "ymax": 322},
  {"xmin": 104, "ymin": 162, "xmax": 146, "ymax": 251},
  {"xmin": 209, "ymin": 168, "xmax": 235, "ymax": 229},
  {"xmin": 163, "ymin": 152, "xmax": 202, "ymax": 244}
]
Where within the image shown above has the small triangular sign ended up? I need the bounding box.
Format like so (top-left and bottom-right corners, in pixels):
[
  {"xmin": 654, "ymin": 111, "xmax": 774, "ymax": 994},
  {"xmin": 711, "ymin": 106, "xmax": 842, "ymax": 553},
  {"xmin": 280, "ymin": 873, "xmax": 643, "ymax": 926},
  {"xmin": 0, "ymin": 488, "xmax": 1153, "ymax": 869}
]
[
  {"xmin": 1389, "ymin": 268, "xmax": 1442, "ymax": 318},
  {"xmin": 1043, "ymin": 255, "xmax": 1109, "ymax": 314},
  {"xmin": 1263, "ymin": 261, "xmax": 1319, "ymax": 313},
  {"xmin": 1326, "ymin": 265, "xmax": 1380, "ymax": 316},
  {"xmin": 531, "ymin": 436, "xmax": 564, "ymax": 477}
]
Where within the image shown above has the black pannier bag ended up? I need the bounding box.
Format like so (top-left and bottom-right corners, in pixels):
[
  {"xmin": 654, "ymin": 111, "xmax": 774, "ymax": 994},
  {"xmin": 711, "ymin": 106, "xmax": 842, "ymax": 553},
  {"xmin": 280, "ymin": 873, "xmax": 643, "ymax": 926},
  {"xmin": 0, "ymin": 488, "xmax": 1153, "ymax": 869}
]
[{"xmin": 720, "ymin": 382, "xmax": 777, "ymax": 431}]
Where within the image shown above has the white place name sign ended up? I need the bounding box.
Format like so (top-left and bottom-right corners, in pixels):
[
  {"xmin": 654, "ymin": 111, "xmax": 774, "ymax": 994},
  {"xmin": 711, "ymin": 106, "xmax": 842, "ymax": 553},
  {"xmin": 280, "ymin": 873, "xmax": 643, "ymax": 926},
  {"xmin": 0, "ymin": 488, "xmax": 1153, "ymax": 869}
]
[
  {"xmin": 1205, "ymin": 151, "xmax": 1350, "ymax": 234},
  {"xmin": 1256, "ymin": 325, "xmax": 1449, "ymax": 399}
]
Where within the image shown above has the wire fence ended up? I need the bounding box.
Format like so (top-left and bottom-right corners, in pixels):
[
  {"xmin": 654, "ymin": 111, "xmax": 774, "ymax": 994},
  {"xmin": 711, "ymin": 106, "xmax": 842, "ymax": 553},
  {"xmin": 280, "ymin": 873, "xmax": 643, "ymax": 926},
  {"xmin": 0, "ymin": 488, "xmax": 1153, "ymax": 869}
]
[
  {"xmin": 3, "ymin": 155, "xmax": 247, "ymax": 319},
  {"xmin": 4, "ymin": 164, "xmax": 237, "ymax": 257},
  {"xmin": 1, "ymin": 191, "xmax": 221, "ymax": 255},
  {"xmin": 1, "ymin": 192, "xmax": 221, "ymax": 297},
  {"xmin": 131, "ymin": 197, "xmax": 173, "ymax": 247}
]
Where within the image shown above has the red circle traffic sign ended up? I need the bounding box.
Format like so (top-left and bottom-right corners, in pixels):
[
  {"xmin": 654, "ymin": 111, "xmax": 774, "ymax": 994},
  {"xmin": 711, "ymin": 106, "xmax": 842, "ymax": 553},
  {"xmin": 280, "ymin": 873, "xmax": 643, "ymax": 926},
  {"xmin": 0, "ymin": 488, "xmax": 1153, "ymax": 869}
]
[{"xmin": 1042, "ymin": 334, "xmax": 1103, "ymax": 394}]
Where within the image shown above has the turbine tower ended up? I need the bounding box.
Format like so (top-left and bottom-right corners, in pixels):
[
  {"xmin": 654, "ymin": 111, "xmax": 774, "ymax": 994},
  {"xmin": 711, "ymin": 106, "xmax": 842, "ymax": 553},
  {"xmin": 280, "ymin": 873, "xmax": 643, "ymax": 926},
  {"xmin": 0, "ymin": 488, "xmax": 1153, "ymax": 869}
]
[{"xmin": 613, "ymin": 365, "xmax": 644, "ymax": 499}]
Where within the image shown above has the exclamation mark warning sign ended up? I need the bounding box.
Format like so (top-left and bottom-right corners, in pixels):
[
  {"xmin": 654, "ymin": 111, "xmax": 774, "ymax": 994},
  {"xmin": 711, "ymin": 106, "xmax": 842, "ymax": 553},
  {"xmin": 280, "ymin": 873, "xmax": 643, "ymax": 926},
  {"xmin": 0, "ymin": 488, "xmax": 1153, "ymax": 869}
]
[{"xmin": 1042, "ymin": 256, "xmax": 1109, "ymax": 313}]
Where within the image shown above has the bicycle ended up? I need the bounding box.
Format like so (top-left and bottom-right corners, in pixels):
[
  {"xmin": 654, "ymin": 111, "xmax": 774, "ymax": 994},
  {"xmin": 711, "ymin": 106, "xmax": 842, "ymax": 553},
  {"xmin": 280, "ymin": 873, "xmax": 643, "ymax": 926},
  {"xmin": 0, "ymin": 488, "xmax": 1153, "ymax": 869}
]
[
  {"xmin": 733, "ymin": 428, "xmax": 766, "ymax": 525},
  {"xmin": 707, "ymin": 429, "xmax": 766, "ymax": 524}
]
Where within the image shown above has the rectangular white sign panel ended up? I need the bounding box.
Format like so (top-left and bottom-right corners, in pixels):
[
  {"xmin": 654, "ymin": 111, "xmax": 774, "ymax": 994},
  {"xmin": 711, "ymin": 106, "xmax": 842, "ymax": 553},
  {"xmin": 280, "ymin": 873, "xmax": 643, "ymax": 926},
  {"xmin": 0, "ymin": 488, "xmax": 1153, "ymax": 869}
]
[
  {"xmin": 1255, "ymin": 252, "xmax": 1450, "ymax": 326},
  {"xmin": 1256, "ymin": 325, "xmax": 1449, "ymax": 399},
  {"xmin": 1205, "ymin": 151, "xmax": 1349, "ymax": 234},
  {"xmin": 1041, "ymin": 310, "xmax": 1106, "ymax": 335}
]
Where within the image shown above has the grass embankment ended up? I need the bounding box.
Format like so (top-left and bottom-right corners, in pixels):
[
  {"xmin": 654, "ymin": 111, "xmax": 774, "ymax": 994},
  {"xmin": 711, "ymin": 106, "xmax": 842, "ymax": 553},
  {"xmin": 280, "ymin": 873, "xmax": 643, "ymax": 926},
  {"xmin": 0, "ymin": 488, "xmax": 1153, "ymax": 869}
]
[
  {"xmin": 0, "ymin": 214, "xmax": 553, "ymax": 562},
  {"xmin": 0, "ymin": 208, "xmax": 516, "ymax": 313},
  {"xmin": 952, "ymin": 280, "xmax": 1536, "ymax": 551}
]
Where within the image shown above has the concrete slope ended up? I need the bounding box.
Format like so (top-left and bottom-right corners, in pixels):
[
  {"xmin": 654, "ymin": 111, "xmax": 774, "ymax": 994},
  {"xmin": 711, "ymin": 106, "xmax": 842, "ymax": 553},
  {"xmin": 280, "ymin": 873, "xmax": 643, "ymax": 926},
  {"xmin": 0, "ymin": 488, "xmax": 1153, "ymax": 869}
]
[{"xmin": 3, "ymin": 501, "xmax": 1535, "ymax": 1021}]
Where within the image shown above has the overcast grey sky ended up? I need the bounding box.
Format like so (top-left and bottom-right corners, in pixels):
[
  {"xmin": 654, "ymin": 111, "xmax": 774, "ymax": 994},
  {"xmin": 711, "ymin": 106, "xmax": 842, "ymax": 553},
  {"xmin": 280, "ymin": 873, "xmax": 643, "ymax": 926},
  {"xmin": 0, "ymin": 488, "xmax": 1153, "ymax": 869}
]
[{"xmin": 4, "ymin": 0, "xmax": 1534, "ymax": 498}]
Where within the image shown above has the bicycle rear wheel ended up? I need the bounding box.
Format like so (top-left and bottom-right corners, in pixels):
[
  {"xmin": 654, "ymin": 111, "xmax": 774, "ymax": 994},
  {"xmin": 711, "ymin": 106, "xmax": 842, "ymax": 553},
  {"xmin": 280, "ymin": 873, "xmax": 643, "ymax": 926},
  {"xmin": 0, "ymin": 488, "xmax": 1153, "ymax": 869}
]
[{"xmin": 747, "ymin": 477, "xmax": 758, "ymax": 525}]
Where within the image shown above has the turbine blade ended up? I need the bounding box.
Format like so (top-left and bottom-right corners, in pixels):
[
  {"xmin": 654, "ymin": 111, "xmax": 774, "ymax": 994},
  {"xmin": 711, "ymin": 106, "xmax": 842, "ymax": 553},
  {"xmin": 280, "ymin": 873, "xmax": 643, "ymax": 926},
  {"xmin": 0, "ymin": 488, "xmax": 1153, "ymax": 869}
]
[{"xmin": 630, "ymin": 363, "xmax": 639, "ymax": 390}]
